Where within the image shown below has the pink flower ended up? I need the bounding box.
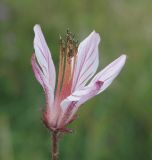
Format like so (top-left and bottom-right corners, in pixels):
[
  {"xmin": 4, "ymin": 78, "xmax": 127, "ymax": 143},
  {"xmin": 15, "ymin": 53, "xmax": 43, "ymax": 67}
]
[{"xmin": 31, "ymin": 24, "xmax": 126, "ymax": 132}]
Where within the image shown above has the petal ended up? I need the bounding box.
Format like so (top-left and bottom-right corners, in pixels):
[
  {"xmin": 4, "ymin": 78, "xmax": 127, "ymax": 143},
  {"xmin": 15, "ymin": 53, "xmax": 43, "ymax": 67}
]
[
  {"xmin": 72, "ymin": 31, "xmax": 100, "ymax": 92},
  {"xmin": 31, "ymin": 54, "xmax": 45, "ymax": 88},
  {"xmin": 59, "ymin": 54, "xmax": 126, "ymax": 125},
  {"xmin": 31, "ymin": 54, "xmax": 54, "ymax": 106},
  {"xmin": 75, "ymin": 81, "xmax": 103, "ymax": 106},
  {"xmin": 60, "ymin": 81, "xmax": 103, "ymax": 124},
  {"xmin": 33, "ymin": 24, "xmax": 56, "ymax": 93},
  {"xmin": 89, "ymin": 54, "xmax": 127, "ymax": 93}
]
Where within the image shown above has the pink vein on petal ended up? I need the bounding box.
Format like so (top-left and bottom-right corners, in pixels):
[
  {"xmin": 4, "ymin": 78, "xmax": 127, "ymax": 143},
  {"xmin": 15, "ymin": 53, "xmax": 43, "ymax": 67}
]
[
  {"xmin": 33, "ymin": 24, "xmax": 56, "ymax": 92},
  {"xmin": 89, "ymin": 54, "xmax": 127, "ymax": 93},
  {"xmin": 72, "ymin": 31, "xmax": 100, "ymax": 91}
]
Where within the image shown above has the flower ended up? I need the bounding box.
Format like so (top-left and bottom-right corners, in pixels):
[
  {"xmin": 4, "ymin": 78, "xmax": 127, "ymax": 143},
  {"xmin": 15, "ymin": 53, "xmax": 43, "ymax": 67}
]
[{"xmin": 31, "ymin": 24, "xmax": 126, "ymax": 132}]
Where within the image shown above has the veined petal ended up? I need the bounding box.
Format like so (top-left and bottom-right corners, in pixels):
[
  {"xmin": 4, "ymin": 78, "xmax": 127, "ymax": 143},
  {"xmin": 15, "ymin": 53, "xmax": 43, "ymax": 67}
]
[
  {"xmin": 31, "ymin": 54, "xmax": 54, "ymax": 106},
  {"xmin": 33, "ymin": 24, "xmax": 56, "ymax": 94},
  {"xmin": 31, "ymin": 54, "xmax": 45, "ymax": 88},
  {"xmin": 72, "ymin": 31, "xmax": 100, "ymax": 92},
  {"xmin": 89, "ymin": 54, "xmax": 127, "ymax": 93},
  {"xmin": 60, "ymin": 81, "xmax": 103, "ymax": 124},
  {"xmin": 59, "ymin": 55, "xmax": 126, "ymax": 125}
]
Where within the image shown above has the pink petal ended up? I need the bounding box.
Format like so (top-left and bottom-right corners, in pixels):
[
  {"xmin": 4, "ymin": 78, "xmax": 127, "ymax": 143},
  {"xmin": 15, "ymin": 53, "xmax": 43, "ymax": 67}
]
[
  {"xmin": 89, "ymin": 54, "xmax": 127, "ymax": 93},
  {"xmin": 33, "ymin": 24, "xmax": 56, "ymax": 93},
  {"xmin": 31, "ymin": 54, "xmax": 45, "ymax": 88},
  {"xmin": 60, "ymin": 54, "xmax": 126, "ymax": 124},
  {"xmin": 72, "ymin": 31, "xmax": 100, "ymax": 92},
  {"xmin": 60, "ymin": 81, "xmax": 103, "ymax": 124},
  {"xmin": 31, "ymin": 54, "xmax": 54, "ymax": 106}
]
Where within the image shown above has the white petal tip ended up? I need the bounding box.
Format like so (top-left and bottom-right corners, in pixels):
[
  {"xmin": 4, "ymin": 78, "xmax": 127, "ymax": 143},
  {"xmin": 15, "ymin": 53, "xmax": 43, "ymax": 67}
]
[
  {"xmin": 120, "ymin": 54, "xmax": 127, "ymax": 64},
  {"xmin": 121, "ymin": 54, "xmax": 127, "ymax": 58},
  {"xmin": 91, "ymin": 30, "xmax": 99, "ymax": 35},
  {"xmin": 90, "ymin": 30, "xmax": 100, "ymax": 44},
  {"xmin": 33, "ymin": 24, "xmax": 41, "ymax": 32},
  {"xmin": 92, "ymin": 30, "xmax": 96, "ymax": 33}
]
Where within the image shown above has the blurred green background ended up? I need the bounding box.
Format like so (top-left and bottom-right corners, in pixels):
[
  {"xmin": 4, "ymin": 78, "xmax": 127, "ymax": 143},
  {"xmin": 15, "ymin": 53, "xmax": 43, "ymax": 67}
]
[{"xmin": 0, "ymin": 0, "xmax": 152, "ymax": 160}]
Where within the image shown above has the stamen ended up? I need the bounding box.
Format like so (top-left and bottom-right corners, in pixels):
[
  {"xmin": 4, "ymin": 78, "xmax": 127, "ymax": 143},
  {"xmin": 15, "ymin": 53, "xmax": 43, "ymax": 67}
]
[
  {"xmin": 55, "ymin": 30, "xmax": 78, "ymax": 106},
  {"xmin": 55, "ymin": 36, "xmax": 65, "ymax": 104}
]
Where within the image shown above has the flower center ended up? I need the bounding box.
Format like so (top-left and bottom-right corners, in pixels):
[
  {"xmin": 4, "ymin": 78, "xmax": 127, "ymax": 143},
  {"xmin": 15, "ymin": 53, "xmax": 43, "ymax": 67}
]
[{"xmin": 55, "ymin": 29, "xmax": 78, "ymax": 106}]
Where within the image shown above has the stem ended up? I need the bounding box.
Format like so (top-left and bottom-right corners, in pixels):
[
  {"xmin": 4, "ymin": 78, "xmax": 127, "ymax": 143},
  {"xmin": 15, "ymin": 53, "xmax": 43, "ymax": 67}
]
[{"xmin": 51, "ymin": 131, "xmax": 59, "ymax": 160}]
